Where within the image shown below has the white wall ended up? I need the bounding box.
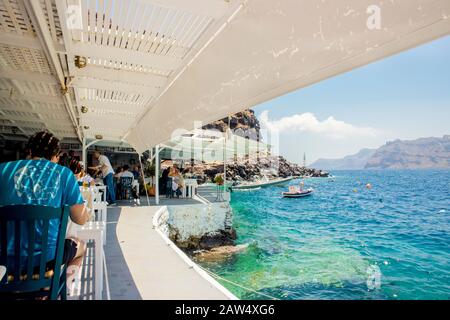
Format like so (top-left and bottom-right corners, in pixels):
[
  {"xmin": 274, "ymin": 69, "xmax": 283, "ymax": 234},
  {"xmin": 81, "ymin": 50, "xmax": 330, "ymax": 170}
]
[{"xmin": 165, "ymin": 203, "xmax": 232, "ymax": 242}]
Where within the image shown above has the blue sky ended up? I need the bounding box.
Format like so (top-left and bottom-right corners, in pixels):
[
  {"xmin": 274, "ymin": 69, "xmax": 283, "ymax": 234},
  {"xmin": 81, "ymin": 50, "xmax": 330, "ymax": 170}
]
[{"xmin": 253, "ymin": 36, "xmax": 450, "ymax": 165}]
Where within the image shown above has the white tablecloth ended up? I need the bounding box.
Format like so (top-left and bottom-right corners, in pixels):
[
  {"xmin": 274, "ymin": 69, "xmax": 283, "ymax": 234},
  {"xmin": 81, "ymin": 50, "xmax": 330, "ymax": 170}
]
[
  {"xmin": 66, "ymin": 187, "xmax": 98, "ymax": 237},
  {"xmin": 183, "ymin": 178, "xmax": 198, "ymax": 198},
  {"xmin": 67, "ymin": 186, "xmax": 106, "ymax": 299}
]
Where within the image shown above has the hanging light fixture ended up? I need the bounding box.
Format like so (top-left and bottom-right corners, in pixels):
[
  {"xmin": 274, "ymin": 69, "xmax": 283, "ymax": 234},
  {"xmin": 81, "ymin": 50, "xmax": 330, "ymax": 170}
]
[
  {"xmin": 75, "ymin": 56, "xmax": 87, "ymax": 68},
  {"xmin": 81, "ymin": 106, "xmax": 88, "ymax": 113}
]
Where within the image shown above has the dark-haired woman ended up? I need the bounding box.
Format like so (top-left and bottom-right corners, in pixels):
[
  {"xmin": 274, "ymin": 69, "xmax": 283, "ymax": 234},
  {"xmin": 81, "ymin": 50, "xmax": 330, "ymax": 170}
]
[
  {"xmin": 0, "ymin": 131, "xmax": 91, "ymax": 293},
  {"xmin": 69, "ymin": 159, "xmax": 95, "ymax": 187}
]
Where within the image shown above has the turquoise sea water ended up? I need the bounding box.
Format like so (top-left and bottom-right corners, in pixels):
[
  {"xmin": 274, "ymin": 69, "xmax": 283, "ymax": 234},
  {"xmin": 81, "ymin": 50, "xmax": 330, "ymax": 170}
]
[{"xmin": 197, "ymin": 170, "xmax": 450, "ymax": 300}]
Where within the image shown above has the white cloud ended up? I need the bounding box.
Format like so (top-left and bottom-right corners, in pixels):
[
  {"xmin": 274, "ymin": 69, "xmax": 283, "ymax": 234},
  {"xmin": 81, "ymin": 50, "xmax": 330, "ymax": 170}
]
[{"xmin": 259, "ymin": 110, "xmax": 378, "ymax": 139}]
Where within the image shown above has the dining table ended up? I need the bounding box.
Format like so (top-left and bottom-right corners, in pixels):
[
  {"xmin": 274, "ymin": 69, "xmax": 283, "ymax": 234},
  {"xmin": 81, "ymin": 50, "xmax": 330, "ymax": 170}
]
[
  {"xmin": 183, "ymin": 178, "xmax": 198, "ymax": 198},
  {"xmin": 66, "ymin": 185, "xmax": 106, "ymax": 299}
]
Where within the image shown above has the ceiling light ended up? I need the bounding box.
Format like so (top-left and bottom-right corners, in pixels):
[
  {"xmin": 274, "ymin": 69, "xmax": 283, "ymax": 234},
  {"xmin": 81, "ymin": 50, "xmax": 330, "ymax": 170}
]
[{"xmin": 75, "ymin": 56, "xmax": 87, "ymax": 68}]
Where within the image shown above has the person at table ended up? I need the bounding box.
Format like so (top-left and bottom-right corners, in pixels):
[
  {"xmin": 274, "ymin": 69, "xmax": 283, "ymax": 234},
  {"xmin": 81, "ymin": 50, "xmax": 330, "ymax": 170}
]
[
  {"xmin": 59, "ymin": 152, "xmax": 68, "ymax": 167},
  {"xmin": 117, "ymin": 165, "xmax": 136, "ymax": 199},
  {"xmin": 69, "ymin": 159, "xmax": 95, "ymax": 187},
  {"xmin": 131, "ymin": 165, "xmax": 140, "ymax": 180},
  {"xmin": 169, "ymin": 165, "xmax": 184, "ymax": 197},
  {"xmin": 118, "ymin": 165, "xmax": 134, "ymax": 180},
  {"xmin": 89, "ymin": 151, "xmax": 116, "ymax": 206},
  {"xmin": 0, "ymin": 131, "xmax": 91, "ymax": 289},
  {"xmin": 114, "ymin": 166, "xmax": 123, "ymax": 178},
  {"xmin": 161, "ymin": 166, "xmax": 170, "ymax": 193}
]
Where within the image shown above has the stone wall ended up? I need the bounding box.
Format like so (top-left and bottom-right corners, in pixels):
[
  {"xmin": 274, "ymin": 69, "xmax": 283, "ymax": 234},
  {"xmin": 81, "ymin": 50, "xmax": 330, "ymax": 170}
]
[{"xmin": 161, "ymin": 203, "xmax": 236, "ymax": 250}]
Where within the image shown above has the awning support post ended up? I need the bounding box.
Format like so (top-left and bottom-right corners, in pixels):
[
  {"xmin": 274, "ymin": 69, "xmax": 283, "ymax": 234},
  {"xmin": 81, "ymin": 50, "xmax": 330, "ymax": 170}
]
[
  {"xmin": 138, "ymin": 154, "xmax": 150, "ymax": 206},
  {"xmin": 155, "ymin": 144, "xmax": 160, "ymax": 205},
  {"xmin": 82, "ymin": 137, "xmax": 86, "ymax": 165},
  {"xmin": 223, "ymin": 134, "xmax": 227, "ymax": 194},
  {"xmin": 82, "ymin": 139, "xmax": 101, "ymax": 166}
]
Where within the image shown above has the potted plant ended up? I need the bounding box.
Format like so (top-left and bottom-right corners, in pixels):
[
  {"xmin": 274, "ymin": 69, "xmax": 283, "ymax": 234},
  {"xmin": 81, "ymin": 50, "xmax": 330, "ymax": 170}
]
[
  {"xmin": 214, "ymin": 173, "xmax": 224, "ymax": 186},
  {"xmin": 144, "ymin": 162, "xmax": 156, "ymax": 196}
]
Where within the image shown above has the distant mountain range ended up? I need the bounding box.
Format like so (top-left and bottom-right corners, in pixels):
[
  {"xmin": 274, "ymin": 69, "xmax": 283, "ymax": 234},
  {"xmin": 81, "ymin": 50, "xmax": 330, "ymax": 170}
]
[
  {"xmin": 311, "ymin": 135, "xmax": 450, "ymax": 170},
  {"xmin": 310, "ymin": 148, "xmax": 376, "ymax": 170}
]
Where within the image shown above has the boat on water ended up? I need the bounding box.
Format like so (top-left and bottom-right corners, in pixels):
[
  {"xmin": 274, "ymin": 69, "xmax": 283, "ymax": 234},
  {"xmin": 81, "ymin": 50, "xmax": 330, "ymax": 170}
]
[
  {"xmin": 232, "ymin": 176, "xmax": 294, "ymax": 190},
  {"xmin": 282, "ymin": 188, "xmax": 314, "ymax": 198}
]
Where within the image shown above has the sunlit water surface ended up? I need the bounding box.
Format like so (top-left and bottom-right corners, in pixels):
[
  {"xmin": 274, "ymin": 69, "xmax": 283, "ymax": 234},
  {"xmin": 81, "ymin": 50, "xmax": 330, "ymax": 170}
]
[{"xmin": 194, "ymin": 170, "xmax": 450, "ymax": 300}]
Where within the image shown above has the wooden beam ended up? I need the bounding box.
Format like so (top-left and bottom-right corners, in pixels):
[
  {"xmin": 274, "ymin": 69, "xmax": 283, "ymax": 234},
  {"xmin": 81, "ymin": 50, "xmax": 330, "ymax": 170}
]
[
  {"xmin": 78, "ymin": 99, "xmax": 148, "ymax": 112},
  {"xmin": 140, "ymin": 0, "xmax": 231, "ymax": 19},
  {"xmin": 0, "ymin": 105, "xmax": 63, "ymax": 115},
  {"xmin": 0, "ymin": 90, "xmax": 63, "ymax": 104},
  {"xmin": 74, "ymin": 66, "xmax": 167, "ymax": 87},
  {"xmin": 0, "ymin": 33, "xmax": 41, "ymax": 50},
  {"xmin": 73, "ymin": 77, "xmax": 160, "ymax": 96},
  {"xmin": 0, "ymin": 68, "xmax": 57, "ymax": 84},
  {"xmin": 0, "ymin": 114, "xmax": 70, "ymax": 123},
  {"xmin": 80, "ymin": 117, "xmax": 133, "ymax": 128},
  {"xmin": 72, "ymin": 42, "xmax": 182, "ymax": 71},
  {"xmin": 24, "ymin": 0, "xmax": 81, "ymax": 141},
  {"xmin": 0, "ymin": 32, "xmax": 65, "ymax": 52}
]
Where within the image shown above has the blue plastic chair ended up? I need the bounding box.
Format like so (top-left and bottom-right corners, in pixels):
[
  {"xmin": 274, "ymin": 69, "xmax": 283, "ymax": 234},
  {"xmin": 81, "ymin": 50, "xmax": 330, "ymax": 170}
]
[
  {"xmin": 120, "ymin": 177, "xmax": 134, "ymax": 200},
  {"xmin": 0, "ymin": 205, "xmax": 70, "ymax": 300}
]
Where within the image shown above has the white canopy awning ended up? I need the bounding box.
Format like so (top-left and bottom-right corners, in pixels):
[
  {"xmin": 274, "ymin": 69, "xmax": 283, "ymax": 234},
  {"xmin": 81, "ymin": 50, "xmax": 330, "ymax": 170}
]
[
  {"xmin": 1, "ymin": 0, "xmax": 449, "ymax": 152},
  {"xmin": 126, "ymin": 0, "xmax": 450, "ymax": 153}
]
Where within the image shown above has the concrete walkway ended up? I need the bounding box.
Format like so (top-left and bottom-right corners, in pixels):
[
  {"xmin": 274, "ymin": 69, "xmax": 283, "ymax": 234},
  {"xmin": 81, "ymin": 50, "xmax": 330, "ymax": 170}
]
[{"xmin": 105, "ymin": 205, "xmax": 234, "ymax": 300}]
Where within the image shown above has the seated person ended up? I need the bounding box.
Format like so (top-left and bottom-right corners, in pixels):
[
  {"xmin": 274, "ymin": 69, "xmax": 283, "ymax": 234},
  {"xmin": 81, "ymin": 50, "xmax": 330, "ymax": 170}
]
[
  {"xmin": 161, "ymin": 166, "xmax": 170, "ymax": 193},
  {"xmin": 117, "ymin": 165, "xmax": 134, "ymax": 181},
  {"xmin": 114, "ymin": 166, "xmax": 124, "ymax": 179},
  {"xmin": 0, "ymin": 131, "xmax": 91, "ymax": 290},
  {"xmin": 131, "ymin": 165, "xmax": 140, "ymax": 180},
  {"xmin": 69, "ymin": 159, "xmax": 95, "ymax": 187},
  {"xmin": 117, "ymin": 165, "xmax": 136, "ymax": 199},
  {"xmin": 168, "ymin": 166, "xmax": 184, "ymax": 197}
]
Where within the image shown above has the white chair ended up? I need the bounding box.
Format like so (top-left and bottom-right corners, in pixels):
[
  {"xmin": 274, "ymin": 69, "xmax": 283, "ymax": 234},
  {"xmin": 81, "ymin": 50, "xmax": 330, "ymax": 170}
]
[
  {"xmin": 92, "ymin": 190, "xmax": 108, "ymax": 245},
  {"xmin": 75, "ymin": 222, "xmax": 105, "ymax": 300}
]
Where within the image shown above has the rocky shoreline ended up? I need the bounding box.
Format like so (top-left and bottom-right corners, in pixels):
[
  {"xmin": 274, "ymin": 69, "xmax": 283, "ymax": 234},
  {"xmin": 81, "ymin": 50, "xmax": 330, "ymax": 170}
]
[
  {"xmin": 202, "ymin": 155, "xmax": 329, "ymax": 183},
  {"xmin": 173, "ymin": 109, "xmax": 329, "ymax": 259}
]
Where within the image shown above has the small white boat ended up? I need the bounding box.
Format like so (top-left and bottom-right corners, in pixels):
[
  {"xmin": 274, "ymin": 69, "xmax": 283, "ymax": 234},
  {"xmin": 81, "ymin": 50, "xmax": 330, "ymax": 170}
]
[
  {"xmin": 232, "ymin": 176, "xmax": 293, "ymax": 190},
  {"xmin": 282, "ymin": 188, "xmax": 314, "ymax": 198}
]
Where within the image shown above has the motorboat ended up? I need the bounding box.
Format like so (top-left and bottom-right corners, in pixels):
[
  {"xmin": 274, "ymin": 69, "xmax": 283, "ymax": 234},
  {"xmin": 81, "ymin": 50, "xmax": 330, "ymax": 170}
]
[
  {"xmin": 282, "ymin": 187, "xmax": 314, "ymax": 198},
  {"xmin": 232, "ymin": 176, "xmax": 294, "ymax": 190}
]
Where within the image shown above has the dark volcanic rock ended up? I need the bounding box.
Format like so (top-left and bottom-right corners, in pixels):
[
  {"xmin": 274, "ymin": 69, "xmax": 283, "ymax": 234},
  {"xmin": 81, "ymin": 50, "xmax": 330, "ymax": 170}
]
[
  {"xmin": 202, "ymin": 109, "xmax": 261, "ymax": 139},
  {"xmin": 199, "ymin": 155, "xmax": 329, "ymax": 183},
  {"xmin": 198, "ymin": 108, "xmax": 329, "ymax": 182},
  {"xmin": 199, "ymin": 230, "xmax": 236, "ymax": 250}
]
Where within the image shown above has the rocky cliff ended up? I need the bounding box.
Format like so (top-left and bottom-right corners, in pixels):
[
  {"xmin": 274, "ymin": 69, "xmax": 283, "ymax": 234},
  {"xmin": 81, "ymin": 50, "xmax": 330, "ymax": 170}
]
[
  {"xmin": 311, "ymin": 148, "xmax": 377, "ymax": 170},
  {"xmin": 201, "ymin": 109, "xmax": 329, "ymax": 181},
  {"xmin": 365, "ymin": 135, "xmax": 450, "ymax": 169},
  {"xmin": 202, "ymin": 109, "xmax": 261, "ymax": 140}
]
